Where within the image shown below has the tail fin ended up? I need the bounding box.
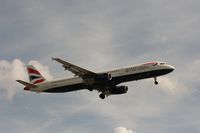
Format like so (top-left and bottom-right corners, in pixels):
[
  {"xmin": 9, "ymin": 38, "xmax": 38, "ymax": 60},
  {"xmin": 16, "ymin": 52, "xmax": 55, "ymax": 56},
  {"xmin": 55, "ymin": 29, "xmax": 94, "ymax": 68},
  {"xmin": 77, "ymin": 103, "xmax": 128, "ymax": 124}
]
[{"xmin": 27, "ymin": 65, "xmax": 46, "ymax": 84}]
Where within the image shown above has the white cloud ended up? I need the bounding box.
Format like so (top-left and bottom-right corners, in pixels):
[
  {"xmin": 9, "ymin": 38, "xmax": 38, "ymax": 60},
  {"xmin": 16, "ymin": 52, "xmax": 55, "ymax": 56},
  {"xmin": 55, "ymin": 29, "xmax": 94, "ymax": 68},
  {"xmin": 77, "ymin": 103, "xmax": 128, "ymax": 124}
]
[
  {"xmin": 159, "ymin": 77, "xmax": 188, "ymax": 96},
  {"xmin": 186, "ymin": 59, "xmax": 200, "ymax": 79},
  {"xmin": 114, "ymin": 127, "xmax": 136, "ymax": 133},
  {"xmin": 0, "ymin": 59, "xmax": 26, "ymax": 101},
  {"xmin": 0, "ymin": 59, "xmax": 53, "ymax": 101}
]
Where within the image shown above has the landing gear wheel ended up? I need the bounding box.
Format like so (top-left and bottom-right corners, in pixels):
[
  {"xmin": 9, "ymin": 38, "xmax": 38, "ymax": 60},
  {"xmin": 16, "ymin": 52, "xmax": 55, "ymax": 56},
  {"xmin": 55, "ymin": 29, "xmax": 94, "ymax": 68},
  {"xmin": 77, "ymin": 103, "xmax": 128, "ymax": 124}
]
[
  {"xmin": 154, "ymin": 81, "xmax": 158, "ymax": 85},
  {"xmin": 99, "ymin": 94, "xmax": 105, "ymax": 99},
  {"xmin": 154, "ymin": 77, "xmax": 158, "ymax": 85},
  {"xmin": 88, "ymin": 88, "xmax": 94, "ymax": 91},
  {"xmin": 86, "ymin": 85, "xmax": 93, "ymax": 91}
]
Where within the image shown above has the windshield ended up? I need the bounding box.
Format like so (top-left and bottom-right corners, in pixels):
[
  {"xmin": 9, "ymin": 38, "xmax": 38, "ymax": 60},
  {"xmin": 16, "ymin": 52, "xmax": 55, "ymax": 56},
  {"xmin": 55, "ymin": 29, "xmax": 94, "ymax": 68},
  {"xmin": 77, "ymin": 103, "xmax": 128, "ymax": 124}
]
[{"xmin": 143, "ymin": 62, "xmax": 158, "ymax": 66}]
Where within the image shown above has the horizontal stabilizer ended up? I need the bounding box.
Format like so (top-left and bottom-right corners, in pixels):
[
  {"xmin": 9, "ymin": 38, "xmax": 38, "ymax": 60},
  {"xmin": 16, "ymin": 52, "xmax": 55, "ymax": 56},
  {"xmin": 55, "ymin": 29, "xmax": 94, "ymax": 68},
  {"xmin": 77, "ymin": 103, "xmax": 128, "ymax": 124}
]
[{"xmin": 16, "ymin": 80, "xmax": 38, "ymax": 88}]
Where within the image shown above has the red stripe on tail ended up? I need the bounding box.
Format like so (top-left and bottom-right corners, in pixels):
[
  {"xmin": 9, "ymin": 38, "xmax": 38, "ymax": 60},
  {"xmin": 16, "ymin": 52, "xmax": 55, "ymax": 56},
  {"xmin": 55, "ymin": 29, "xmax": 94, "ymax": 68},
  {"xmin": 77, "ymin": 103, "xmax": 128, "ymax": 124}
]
[
  {"xmin": 28, "ymin": 68, "xmax": 41, "ymax": 75},
  {"xmin": 33, "ymin": 79, "xmax": 45, "ymax": 84}
]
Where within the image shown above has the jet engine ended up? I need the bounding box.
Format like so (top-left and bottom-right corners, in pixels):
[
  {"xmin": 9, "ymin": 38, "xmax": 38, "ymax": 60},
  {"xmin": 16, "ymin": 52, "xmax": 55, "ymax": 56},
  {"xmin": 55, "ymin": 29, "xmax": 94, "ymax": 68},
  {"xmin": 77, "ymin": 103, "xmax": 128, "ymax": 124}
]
[
  {"xmin": 95, "ymin": 73, "xmax": 112, "ymax": 81},
  {"xmin": 108, "ymin": 86, "xmax": 128, "ymax": 95},
  {"xmin": 99, "ymin": 86, "xmax": 128, "ymax": 99}
]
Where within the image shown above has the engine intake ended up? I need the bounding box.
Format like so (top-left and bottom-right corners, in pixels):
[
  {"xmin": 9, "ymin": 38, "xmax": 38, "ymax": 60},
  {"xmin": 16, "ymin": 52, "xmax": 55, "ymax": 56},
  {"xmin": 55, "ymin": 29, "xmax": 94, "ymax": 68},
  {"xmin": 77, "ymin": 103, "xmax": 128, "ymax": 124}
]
[
  {"xmin": 95, "ymin": 73, "xmax": 112, "ymax": 81},
  {"xmin": 108, "ymin": 86, "xmax": 128, "ymax": 95}
]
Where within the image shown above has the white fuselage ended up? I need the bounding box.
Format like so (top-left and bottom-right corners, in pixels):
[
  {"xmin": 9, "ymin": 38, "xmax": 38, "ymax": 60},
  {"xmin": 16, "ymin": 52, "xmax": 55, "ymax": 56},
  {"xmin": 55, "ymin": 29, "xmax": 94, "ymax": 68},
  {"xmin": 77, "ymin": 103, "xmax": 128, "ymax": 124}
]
[{"xmin": 28, "ymin": 61, "xmax": 174, "ymax": 93}]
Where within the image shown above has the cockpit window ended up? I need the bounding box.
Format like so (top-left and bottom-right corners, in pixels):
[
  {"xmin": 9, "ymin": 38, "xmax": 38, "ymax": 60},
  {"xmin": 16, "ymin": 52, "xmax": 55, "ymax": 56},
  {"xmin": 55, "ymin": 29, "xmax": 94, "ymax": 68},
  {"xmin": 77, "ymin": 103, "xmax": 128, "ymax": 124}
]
[
  {"xmin": 160, "ymin": 62, "xmax": 165, "ymax": 65},
  {"xmin": 143, "ymin": 62, "xmax": 158, "ymax": 66}
]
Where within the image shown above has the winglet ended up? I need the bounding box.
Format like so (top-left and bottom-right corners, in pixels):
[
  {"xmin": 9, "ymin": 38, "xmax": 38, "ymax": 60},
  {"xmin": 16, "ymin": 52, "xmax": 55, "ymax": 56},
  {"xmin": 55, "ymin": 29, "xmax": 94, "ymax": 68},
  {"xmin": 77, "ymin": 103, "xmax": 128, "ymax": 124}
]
[
  {"xmin": 51, "ymin": 57, "xmax": 60, "ymax": 62},
  {"xmin": 51, "ymin": 57, "xmax": 56, "ymax": 61},
  {"xmin": 51, "ymin": 57, "xmax": 60, "ymax": 61}
]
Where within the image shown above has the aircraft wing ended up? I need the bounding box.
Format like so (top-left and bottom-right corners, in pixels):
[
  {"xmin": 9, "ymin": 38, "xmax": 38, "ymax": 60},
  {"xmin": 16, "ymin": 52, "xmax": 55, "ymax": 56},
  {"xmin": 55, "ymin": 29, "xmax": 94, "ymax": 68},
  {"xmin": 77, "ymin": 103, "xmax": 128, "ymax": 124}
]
[{"xmin": 52, "ymin": 57, "xmax": 97, "ymax": 78}]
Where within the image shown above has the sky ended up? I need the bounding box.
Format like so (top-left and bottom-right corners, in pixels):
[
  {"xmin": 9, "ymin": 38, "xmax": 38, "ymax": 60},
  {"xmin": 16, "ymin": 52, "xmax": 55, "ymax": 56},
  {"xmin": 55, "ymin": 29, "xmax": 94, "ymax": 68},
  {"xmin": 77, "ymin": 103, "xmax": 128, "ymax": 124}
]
[{"xmin": 0, "ymin": 0, "xmax": 200, "ymax": 133}]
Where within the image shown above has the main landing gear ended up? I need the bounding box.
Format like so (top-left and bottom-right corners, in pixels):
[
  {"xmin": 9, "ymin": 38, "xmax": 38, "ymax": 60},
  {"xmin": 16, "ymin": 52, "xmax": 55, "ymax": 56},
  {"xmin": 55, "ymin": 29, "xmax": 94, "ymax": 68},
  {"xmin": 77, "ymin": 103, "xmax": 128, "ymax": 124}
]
[
  {"xmin": 86, "ymin": 85, "xmax": 94, "ymax": 91},
  {"xmin": 154, "ymin": 77, "xmax": 158, "ymax": 85},
  {"xmin": 88, "ymin": 88, "xmax": 94, "ymax": 91}
]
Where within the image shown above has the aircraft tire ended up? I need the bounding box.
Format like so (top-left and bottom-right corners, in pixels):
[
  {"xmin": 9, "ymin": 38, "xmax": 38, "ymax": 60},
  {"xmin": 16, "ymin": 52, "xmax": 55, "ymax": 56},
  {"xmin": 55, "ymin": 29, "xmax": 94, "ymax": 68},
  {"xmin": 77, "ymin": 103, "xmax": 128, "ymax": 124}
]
[
  {"xmin": 99, "ymin": 94, "xmax": 105, "ymax": 99},
  {"xmin": 88, "ymin": 88, "xmax": 94, "ymax": 91}
]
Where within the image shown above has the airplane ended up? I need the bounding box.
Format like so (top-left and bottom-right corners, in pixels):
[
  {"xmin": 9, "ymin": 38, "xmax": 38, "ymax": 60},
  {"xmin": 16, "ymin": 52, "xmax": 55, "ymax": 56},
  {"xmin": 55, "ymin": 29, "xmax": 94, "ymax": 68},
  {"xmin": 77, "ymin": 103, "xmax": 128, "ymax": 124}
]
[{"xmin": 16, "ymin": 58, "xmax": 174, "ymax": 99}]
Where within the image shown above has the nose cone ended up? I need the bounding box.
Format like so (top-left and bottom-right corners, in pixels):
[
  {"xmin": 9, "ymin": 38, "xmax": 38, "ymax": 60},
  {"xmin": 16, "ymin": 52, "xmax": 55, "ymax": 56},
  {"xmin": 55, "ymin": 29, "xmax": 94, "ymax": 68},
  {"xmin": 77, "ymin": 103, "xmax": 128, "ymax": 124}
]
[{"xmin": 168, "ymin": 65, "xmax": 175, "ymax": 72}]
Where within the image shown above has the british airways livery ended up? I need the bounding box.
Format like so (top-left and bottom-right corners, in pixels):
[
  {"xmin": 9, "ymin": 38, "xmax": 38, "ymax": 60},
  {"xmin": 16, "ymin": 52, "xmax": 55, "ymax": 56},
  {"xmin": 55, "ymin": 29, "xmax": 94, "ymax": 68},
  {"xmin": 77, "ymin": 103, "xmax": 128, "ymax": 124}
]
[{"xmin": 17, "ymin": 58, "xmax": 174, "ymax": 99}]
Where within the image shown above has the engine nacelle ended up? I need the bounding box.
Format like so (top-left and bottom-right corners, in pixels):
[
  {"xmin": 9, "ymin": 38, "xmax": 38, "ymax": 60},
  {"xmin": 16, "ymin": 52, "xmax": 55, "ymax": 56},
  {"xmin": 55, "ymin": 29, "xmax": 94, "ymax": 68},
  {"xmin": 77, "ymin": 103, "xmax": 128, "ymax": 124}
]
[
  {"xmin": 95, "ymin": 73, "xmax": 112, "ymax": 81},
  {"xmin": 108, "ymin": 86, "xmax": 128, "ymax": 95}
]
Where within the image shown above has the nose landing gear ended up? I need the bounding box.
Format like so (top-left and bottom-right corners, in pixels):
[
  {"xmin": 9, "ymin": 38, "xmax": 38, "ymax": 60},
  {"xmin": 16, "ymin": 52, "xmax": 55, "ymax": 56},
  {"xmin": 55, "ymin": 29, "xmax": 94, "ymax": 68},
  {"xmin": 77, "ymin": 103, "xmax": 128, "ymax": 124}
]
[{"xmin": 154, "ymin": 77, "xmax": 158, "ymax": 85}]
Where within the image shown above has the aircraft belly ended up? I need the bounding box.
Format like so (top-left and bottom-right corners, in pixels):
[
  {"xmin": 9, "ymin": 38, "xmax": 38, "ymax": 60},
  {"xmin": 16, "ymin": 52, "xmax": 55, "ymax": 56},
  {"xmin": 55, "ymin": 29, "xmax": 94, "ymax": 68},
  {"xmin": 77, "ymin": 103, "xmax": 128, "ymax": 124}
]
[{"xmin": 43, "ymin": 83, "xmax": 85, "ymax": 93}]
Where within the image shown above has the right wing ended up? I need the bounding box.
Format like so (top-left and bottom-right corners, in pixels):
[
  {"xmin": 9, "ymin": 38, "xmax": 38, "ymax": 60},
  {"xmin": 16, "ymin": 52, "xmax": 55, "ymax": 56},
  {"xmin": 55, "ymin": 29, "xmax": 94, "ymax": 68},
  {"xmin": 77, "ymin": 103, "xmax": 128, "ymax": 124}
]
[{"xmin": 52, "ymin": 57, "xmax": 97, "ymax": 79}]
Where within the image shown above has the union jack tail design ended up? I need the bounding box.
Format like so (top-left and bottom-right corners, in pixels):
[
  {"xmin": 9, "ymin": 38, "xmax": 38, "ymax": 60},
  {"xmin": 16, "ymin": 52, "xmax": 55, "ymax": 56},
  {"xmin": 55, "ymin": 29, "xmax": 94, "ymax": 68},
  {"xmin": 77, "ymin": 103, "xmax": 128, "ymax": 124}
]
[{"xmin": 27, "ymin": 65, "xmax": 46, "ymax": 84}]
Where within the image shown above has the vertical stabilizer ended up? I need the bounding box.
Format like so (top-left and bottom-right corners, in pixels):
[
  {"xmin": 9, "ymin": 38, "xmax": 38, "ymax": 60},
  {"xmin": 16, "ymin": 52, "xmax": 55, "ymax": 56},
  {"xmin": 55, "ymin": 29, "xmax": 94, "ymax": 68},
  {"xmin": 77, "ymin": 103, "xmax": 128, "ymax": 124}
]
[{"xmin": 27, "ymin": 65, "xmax": 46, "ymax": 84}]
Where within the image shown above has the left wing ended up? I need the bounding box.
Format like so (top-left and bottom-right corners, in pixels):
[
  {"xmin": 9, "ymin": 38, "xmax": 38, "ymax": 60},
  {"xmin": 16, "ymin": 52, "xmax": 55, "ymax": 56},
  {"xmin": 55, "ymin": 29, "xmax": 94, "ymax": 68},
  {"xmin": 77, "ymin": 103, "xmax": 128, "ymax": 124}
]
[{"xmin": 52, "ymin": 57, "xmax": 97, "ymax": 78}]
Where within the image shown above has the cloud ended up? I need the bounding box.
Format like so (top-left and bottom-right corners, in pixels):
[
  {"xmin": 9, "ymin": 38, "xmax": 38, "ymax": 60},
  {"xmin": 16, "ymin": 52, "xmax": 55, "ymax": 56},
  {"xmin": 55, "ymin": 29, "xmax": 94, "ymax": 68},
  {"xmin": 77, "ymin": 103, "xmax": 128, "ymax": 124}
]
[
  {"xmin": 186, "ymin": 59, "xmax": 200, "ymax": 80},
  {"xmin": 0, "ymin": 59, "xmax": 53, "ymax": 101},
  {"xmin": 158, "ymin": 77, "xmax": 188, "ymax": 96},
  {"xmin": 0, "ymin": 59, "xmax": 26, "ymax": 101},
  {"xmin": 114, "ymin": 127, "xmax": 136, "ymax": 133}
]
